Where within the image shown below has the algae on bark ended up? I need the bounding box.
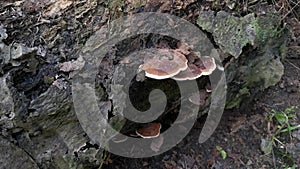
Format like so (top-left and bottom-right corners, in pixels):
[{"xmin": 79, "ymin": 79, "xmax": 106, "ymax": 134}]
[
  {"xmin": 197, "ymin": 11, "xmax": 256, "ymax": 58},
  {"xmin": 197, "ymin": 11, "xmax": 286, "ymax": 108}
]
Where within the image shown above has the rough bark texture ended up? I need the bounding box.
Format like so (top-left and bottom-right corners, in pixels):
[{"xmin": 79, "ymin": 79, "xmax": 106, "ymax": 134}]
[{"xmin": 0, "ymin": 1, "xmax": 288, "ymax": 168}]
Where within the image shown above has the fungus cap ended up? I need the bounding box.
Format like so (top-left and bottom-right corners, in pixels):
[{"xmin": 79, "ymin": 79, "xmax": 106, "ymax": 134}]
[
  {"xmin": 139, "ymin": 49, "xmax": 188, "ymax": 80},
  {"xmin": 172, "ymin": 56, "xmax": 216, "ymax": 81},
  {"xmin": 205, "ymin": 83, "xmax": 212, "ymax": 93},
  {"xmin": 194, "ymin": 56, "xmax": 216, "ymax": 75},
  {"xmin": 136, "ymin": 123, "xmax": 162, "ymax": 139},
  {"xmin": 172, "ymin": 63, "xmax": 203, "ymax": 81}
]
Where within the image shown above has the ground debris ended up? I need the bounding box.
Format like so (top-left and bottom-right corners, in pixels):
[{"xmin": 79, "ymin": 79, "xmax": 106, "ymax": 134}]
[
  {"xmin": 73, "ymin": 0, "xmax": 98, "ymax": 19},
  {"xmin": 44, "ymin": 0, "xmax": 73, "ymax": 18},
  {"xmin": 229, "ymin": 115, "xmax": 247, "ymax": 134},
  {"xmin": 59, "ymin": 56, "xmax": 85, "ymax": 72}
]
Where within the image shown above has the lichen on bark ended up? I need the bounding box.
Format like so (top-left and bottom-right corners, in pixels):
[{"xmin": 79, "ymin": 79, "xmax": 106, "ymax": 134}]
[
  {"xmin": 197, "ymin": 11, "xmax": 256, "ymax": 58},
  {"xmin": 197, "ymin": 11, "xmax": 286, "ymax": 108}
]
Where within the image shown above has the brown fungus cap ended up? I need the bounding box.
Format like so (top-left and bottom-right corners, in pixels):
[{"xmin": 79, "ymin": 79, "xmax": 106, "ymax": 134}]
[
  {"xmin": 139, "ymin": 49, "xmax": 188, "ymax": 80},
  {"xmin": 136, "ymin": 123, "xmax": 162, "ymax": 139},
  {"xmin": 172, "ymin": 55, "xmax": 216, "ymax": 80},
  {"xmin": 194, "ymin": 56, "xmax": 216, "ymax": 76},
  {"xmin": 172, "ymin": 63, "xmax": 203, "ymax": 81}
]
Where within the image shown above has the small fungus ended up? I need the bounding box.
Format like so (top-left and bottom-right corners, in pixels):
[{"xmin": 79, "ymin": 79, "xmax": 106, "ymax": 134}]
[
  {"xmin": 205, "ymin": 83, "xmax": 212, "ymax": 93},
  {"xmin": 194, "ymin": 56, "xmax": 216, "ymax": 76},
  {"xmin": 136, "ymin": 123, "xmax": 162, "ymax": 139},
  {"xmin": 188, "ymin": 90, "xmax": 208, "ymax": 106}
]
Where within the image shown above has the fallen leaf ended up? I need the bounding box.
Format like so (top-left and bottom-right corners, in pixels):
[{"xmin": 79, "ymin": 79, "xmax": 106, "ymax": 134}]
[{"xmin": 229, "ymin": 115, "xmax": 246, "ymax": 134}]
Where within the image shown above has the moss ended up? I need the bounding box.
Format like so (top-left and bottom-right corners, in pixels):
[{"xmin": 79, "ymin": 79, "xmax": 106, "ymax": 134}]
[
  {"xmin": 226, "ymin": 87, "xmax": 250, "ymax": 109},
  {"xmin": 109, "ymin": 116, "xmax": 126, "ymax": 132},
  {"xmin": 198, "ymin": 11, "xmax": 286, "ymax": 109},
  {"xmin": 252, "ymin": 15, "xmax": 282, "ymax": 46},
  {"xmin": 245, "ymin": 15, "xmax": 285, "ymax": 89},
  {"xmin": 279, "ymin": 44, "xmax": 288, "ymax": 59},
  {"xmin": 226, "ymin": 96, "xmax": 242, "ymax": 109},
  {"xmin": 239, "ymin": 87, "xmax": 250, "ymax": 95},
  {"xmin": 57, "ymin": 156, "xmax": 78, "ymax": 169},
  {"xmin": 95, "ymin": 83, "xmax": 105, "ymax": 100},
  {"xmin": 245, "ymin": 56, "xmax": 284, "ymax": 89},
  {"xmin": 197, "ymin": 11, "xmax": 256, "ymax": 58}
]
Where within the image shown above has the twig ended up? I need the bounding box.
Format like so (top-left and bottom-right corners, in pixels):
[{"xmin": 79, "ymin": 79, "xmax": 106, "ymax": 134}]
[
  {"xmin": 286, "ymin": 59, "xmax": 300, "ymax": 71},
  {"xmin": 280, "ymin": 0, "xmax": 300, "ymax": 21},
  {"xmin": 272, "ymin": 148, "xmax": 277, "ymax": 168},
  {"xmin": 273, "ymin": 137, "xmax": 285, "ymax": 146},
  {"xmin": 287, "ymin": 0, "xmax": 300, "ymax": 19}
]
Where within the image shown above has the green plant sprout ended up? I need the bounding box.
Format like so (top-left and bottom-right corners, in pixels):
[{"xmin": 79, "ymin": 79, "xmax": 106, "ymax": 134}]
[
  {"xmin": 270, "ymin": 106, "xmax": 300, "ymax": 137},
  {"xmin": 216, "ymin": 146, "xmax": 227, "ymax": 160},
  {"xmin": 262, "ymin": 106, "xmax": 299, "ymax": 168}
]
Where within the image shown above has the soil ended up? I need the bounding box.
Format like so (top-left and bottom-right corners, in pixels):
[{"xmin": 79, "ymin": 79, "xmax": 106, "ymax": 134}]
[{"xmin": 0, "ymin": 0, "xmax": 299, "ymax": 169}]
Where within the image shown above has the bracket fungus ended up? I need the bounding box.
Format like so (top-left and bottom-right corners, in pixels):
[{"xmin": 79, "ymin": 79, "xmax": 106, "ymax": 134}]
[
  {"xmin": 139, "ymin": 48, "xmax": 216, "ymax": 81},
  {"xmin": 172, "ymin": 56, "xmax": 216, "ymax": 81},
  {"xmin": 139, "ymin": 49, "xmax": 188, "ymax": 79},
  {"xmin": 171, "ymin": 63, "xmax": 203, "ymax": 81},
  {"xmin": 138, "ymin": 47, "xmax": 217, "ymax": 107},
  {"xmin": 194, "ymin": 56, "xmax": 216, "ymax": 76},
  {"xmin": 136, "ymin": 123, "xmax": 162, "ymax": 139}
]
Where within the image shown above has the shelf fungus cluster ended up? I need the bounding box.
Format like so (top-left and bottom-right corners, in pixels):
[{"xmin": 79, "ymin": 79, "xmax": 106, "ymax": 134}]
[
  {"xmin": 135, "ymin": 44, "xmax": 217, "ymax": 138},
  {"xmin": 139, "ymin": 45, "xmax": 216, "ymax": 81}
]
